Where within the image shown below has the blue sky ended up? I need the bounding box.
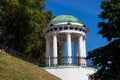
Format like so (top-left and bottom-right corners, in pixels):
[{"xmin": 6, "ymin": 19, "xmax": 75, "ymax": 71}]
[{"xmin": 45, "ymin": 0, "xmax": 108, "ymax": 54}]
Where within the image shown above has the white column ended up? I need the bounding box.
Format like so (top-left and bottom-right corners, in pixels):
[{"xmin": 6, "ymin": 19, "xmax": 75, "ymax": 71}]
[
  {"xmin": 61, "ymin": 42, "xmax": 64, "ymax": 64},
  {"xmin": 74, "ymin": 41, "xmax": 78, "ymax": 64},
  {"xmin": 83, "ymin": 37, "xmax": 87, "ymax": 66},
  {"xmin": 46, "ymin": 37, "xmax": 50, "ymax": 66},
  {"xmin": 79, "ymin": 35, "xmax": 84, "ymax": 66},
  {"xmin": 53, "ymin": 33, "xmax": 58, "ymax": 66},
  {"xmin": 67, "ymin": 33, "xmax": 72, "ymax": 65},
  {"xmin": 50, "ymin": 40, "xmax": 53, "ymax": 65}
]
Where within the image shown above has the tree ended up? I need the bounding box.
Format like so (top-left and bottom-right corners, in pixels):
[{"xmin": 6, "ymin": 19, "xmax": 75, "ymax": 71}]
[
  {"xmin": 0, "ymin": 0, "xmax": 52, "ymax": 66},
  {"xmin": 88, "ymin": 0, "xmax": 120, "ymax": 80}
]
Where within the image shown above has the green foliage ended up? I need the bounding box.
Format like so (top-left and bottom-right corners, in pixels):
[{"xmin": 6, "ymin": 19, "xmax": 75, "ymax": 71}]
[
  {"xmin": 98, "ymin": 0, "xmax": 120, "ymax": 41},
  {"xmin": 88, "ymin": 39, "xmax": 120, "ymax": 80},
  {"xmin": 0, "ymin": 0, "xmax": 52, "ymax": 66},
  {"xmin": 88, "ymin": 0, "xmax": 120, "ymax": 80}
]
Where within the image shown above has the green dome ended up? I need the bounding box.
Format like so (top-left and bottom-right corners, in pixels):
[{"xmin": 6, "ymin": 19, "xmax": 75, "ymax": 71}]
[{"xmin": 49, "ymin": 15, "xmax": 82, "ymax": 25}]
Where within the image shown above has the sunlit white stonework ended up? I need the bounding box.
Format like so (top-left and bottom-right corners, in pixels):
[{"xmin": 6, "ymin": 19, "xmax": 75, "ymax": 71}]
[{"xmin": 44, "ymin": 15, "xmax": 97, "ymax": 80}]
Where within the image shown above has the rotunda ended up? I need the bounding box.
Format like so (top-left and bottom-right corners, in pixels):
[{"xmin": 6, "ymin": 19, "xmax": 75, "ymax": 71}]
[
  {"xmin": 44, "ymin": 15, "xmax": 96, "ymax": 80},
  {"xmin": 45, "ymin": 15, "xmax": 88, "ymax": 67}
]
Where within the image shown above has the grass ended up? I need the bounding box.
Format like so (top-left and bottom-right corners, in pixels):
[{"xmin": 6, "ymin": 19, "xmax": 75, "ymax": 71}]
[{"xmin": 0, "ymin": 52, "xmax": 60, "ymax": 80}]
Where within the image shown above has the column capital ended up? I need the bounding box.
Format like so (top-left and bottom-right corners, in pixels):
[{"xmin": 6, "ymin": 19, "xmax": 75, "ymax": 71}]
[
  {"xmin": 82, "ymin": 35, "xmax": 86, "ymax": 39},
  {"xmin": 78, "ymin": 35, "xmax": 87, "ymax": 40},
  {"xmin": 77, "ymin": 34, "xmax": 86, "ymax": 38},
  {"xmin": 53, "ymin": 32, "xmax": 57, "ymax": 36},
  {"xmin": 45, "ymin": 36, "xmax": 50, "ymax": 39},
  {"xmin": 66, "ymin": 32, "xmax": 71, "ymax": 35},
  {"xmin": 78, "ymin": 34, "xmax": 83, "ymax": 37}
]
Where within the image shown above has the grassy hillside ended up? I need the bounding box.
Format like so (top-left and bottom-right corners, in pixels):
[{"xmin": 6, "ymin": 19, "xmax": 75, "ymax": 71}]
[{"xmin": 0, "ymin": 52, "xmax": 60, "ymax": 80}]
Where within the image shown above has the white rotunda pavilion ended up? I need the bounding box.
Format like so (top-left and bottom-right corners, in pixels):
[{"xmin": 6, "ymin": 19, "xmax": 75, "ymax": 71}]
[{"xmin": 44, "ymin": 15, "xmax": 97, "ymax": 80}]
